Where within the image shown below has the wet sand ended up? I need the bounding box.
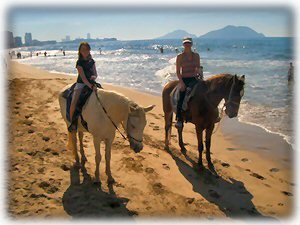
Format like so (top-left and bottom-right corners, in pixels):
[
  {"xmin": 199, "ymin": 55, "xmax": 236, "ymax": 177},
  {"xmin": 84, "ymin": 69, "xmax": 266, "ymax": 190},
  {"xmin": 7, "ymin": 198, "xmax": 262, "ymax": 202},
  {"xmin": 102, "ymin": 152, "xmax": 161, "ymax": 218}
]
[{"xmin": 7, "ymin": 61, "xmax": 294, "ymax": 220}]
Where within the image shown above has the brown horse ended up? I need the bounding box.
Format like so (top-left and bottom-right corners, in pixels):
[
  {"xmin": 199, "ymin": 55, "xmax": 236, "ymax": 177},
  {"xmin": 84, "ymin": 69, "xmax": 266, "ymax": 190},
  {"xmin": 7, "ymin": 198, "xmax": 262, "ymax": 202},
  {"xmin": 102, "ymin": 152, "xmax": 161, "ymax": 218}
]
[{"xmin": 162, "ymin": 74, "xmax": 245, "ymax": 168}]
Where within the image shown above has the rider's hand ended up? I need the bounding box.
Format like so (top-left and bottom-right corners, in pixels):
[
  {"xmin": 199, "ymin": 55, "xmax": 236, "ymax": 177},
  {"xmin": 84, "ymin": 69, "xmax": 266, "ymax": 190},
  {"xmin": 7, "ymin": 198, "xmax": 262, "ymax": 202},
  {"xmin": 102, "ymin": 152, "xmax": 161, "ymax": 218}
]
[
  {"xmin": 179, "ymin": 81, "xmax": 186, "ymax": 91},
  {"xmin": 91, "ymin": 75, "xmax": 97, "ymax": 81}
]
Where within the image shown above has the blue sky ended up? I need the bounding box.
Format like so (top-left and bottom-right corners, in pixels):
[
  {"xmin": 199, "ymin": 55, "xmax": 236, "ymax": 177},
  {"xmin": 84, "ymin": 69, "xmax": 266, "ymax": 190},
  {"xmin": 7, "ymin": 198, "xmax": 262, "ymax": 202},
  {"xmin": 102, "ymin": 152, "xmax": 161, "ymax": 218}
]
[{"xmin": 7, "ymin": 7, "xmax": 293, "ymax": 41}]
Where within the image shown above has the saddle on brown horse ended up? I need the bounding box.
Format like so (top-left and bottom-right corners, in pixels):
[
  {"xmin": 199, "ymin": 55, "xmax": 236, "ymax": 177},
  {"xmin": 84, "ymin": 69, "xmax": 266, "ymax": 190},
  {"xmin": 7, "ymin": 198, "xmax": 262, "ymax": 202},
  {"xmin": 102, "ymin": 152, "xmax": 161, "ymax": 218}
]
[{"xmin": 170, "ymin": 80, "xmax": 208, "ymax": 122}]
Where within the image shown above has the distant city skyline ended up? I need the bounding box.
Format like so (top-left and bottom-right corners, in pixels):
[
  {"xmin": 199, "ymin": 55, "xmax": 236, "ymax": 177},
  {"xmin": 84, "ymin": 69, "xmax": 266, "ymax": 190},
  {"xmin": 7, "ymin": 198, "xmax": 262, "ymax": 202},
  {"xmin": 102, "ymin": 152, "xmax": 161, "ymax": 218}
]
[{"xmin": 7, "ymin": 7, "xmax": 293, "ymax": 41}]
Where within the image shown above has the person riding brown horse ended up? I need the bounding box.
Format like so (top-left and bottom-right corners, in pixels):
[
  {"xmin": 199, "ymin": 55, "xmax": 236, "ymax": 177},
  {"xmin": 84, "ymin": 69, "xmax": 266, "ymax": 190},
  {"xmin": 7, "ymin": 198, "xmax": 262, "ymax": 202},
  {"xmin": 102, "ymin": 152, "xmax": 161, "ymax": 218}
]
[
  {"xmin": 163, "ymin": 73, "xmax": 245, "ymax": 169},
  {"xmin": 175, "ymin": 37, "xmax": 202, "ymax": 129}
]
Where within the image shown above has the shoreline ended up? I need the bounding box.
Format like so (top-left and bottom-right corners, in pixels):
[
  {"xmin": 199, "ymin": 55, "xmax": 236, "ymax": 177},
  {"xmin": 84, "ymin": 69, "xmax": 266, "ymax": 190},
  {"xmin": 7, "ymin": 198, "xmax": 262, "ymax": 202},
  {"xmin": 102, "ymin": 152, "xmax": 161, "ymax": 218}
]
[{"xmin": 7, "ymin": 61, "xmax": 294, "ymax": 218}]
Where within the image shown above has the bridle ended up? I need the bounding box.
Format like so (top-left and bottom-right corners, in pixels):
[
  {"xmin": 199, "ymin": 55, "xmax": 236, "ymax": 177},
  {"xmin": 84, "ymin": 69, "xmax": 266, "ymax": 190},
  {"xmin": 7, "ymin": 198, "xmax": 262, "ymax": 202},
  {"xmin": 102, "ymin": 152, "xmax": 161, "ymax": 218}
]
[
  {"xmin": 223, "ymin": 76, "xmax": 244, "ymax": 108},
  {"xmin": 94, "ymin": 89, "xmax": 143, "ymax": 144}
]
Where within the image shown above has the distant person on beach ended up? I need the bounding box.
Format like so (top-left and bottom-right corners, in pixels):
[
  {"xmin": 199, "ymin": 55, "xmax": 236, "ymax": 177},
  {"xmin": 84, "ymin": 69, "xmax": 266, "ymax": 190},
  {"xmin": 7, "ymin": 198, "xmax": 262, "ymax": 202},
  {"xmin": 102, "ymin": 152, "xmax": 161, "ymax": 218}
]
[
  {"xmin": 17, "ymin": 52, "xmax": 21, "ymax": 59},
  {"xmin": 288, "ymin": 62, "xmax": 294, "ymax": 82},
  {"xmin": 69, "ymin": 42, "xmax": 99, "ymax": 131},
  {"xmin": 175, "ymin": 48, "xmax": 179, "ymax": 53},
  {"xmin": 44, "ymin": 51, "xmax": 47, "ymax": 57},
  {"xmin": 36, "ymin": 52, "xmax": 39, "ymax": 56},
  {"xmin": 99, "ymin": 48, "xmax": 102, "ymax": 55},
  {"xmin": 63, "ymin": 50, "xmax": 66, "ymax": 56},
  {"xmin": 159, "ymin": 46, "xmax": 164, "ymax": 54},
  {"xmin": 175, "ymin": 37, "xmax": 202, "ymax": 129}
]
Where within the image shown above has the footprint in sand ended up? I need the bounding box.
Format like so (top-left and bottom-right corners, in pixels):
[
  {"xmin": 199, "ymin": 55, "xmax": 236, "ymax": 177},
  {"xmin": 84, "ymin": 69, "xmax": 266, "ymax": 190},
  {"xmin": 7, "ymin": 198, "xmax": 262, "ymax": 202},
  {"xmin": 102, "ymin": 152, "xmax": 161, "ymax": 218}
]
[
  {"xmin": 28, "ymin": 129, "xmax": 35, "ymax": 134},
  {"xmin": 226, "ymin": 147, "xmax": 237, "ymax": 151},
  {"xmin": 186, "ymin": 197, "xmax": 195, "ymax": 204},
  {"xmin": 221, "ymin": 162, "xmax": 230, "ymax": 168},
  {"xmin": 241, "ymin": 158, "xmax": 249, "ymax": 162},
  {"xmin": 42, "ymin": 136, "xmax": 50, "ymax": 142},
  {"xmin": 269, "ymin": 168, "xmax": 280, "ymax": 173},
  {"xmin": 281, "ymin": 191, "xmax": 293, "ymax": 197},
  {"xmin": 152, "ymin": 126, "xmax": 160, "ymax": 131},
  {"xmin": 39, "ymin": 179, "xmax": 60, "ymax": 194},
  {"xmin": 152, "ymin": 182, "xmax": 165, "ymax": 195},
  {"xmin": 145, "ymin": 167, "xmax": 154, "ymax": 174},
  {"xmin": 250, "ymin": 172, "xmax": 265, "ymax": 180},
  {"xmin": 23, "ymin": 119, "xmax": 33, "ymax": 126},
  {"xmin": 25, "ymin": 114, "xmax": 32, "ymax": 119},
  {"xmin": 162, "ymin": 163, "xmax": 170, "ymax": 170},
  {"xmin": 37, "ymin": 167, "xmax": 46, "ymax": 174}
]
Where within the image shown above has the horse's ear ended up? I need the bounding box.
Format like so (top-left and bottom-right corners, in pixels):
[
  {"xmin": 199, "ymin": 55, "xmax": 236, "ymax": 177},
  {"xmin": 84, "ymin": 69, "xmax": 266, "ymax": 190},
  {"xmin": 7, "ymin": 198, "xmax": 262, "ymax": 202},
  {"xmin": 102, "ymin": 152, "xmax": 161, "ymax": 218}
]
[
  {"xmin": 143, "ymin": 105, "xmax": 155, "ymax": 113},
  {"xmin": 129, "ymin": 102, "xmax": 139, "ymax": 113},
  {"xmin": 240, "ymin": 75, "xmax": 245, "ymax": 82}
]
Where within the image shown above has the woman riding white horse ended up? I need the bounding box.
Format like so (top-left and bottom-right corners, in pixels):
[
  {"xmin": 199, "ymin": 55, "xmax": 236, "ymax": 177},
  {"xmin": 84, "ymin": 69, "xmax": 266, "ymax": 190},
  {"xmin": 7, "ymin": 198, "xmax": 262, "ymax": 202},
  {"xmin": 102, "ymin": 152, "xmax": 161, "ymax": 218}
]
[{"xmin": 59, "ymin": 86, "xmax": 155, "ymax": 184}]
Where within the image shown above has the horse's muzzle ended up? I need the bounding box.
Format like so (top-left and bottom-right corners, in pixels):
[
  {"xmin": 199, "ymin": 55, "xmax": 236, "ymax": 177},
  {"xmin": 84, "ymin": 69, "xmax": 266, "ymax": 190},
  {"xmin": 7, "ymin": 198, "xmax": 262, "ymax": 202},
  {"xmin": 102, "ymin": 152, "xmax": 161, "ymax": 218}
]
[{"xmin": 130, "ymin": 139, "xmax": 143, "ymax": 153}]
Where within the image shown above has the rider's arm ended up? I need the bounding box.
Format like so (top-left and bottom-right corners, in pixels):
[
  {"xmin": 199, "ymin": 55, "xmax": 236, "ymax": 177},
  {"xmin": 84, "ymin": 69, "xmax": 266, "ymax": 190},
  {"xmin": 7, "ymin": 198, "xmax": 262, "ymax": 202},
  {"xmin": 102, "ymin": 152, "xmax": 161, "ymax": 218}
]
[
  {"xmin": 176, "ymin": 55, "xmax": 183, "ymax": 83},
  {"xmin": 92, "ymin": 64, "xmax": 98, "ymax": 78},
  {"xmin": 195, "ymin": 53, "xmax": 203, "ymax": 79},
  {"xmin": 76, "ymin": 66, "xmax": 94, "ymax": 89},
  {"xmin": 195, "ymin": 53, "xmax": 200, "ymax": 73}
]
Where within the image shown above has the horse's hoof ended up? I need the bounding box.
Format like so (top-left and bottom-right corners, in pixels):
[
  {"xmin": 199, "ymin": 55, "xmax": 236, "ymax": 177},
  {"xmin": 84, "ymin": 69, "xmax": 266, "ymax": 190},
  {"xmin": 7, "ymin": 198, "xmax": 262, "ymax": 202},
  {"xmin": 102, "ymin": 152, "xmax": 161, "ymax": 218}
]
[
  {"xmin": 93, "ymin": 180, "xmax": 101, "ymax": 186},
  {"xmin": 107, "ymin": 178, "xmax": 116, "ymax": 185}
]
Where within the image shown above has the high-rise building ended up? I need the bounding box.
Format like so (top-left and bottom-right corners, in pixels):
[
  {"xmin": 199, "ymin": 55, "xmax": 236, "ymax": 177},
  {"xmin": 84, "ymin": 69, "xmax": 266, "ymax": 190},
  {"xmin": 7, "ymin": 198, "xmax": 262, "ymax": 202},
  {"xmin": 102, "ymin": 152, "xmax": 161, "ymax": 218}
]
[
  {"xmin": 6, "ymin": 31, "xmax": 14, "ymax": 48},
  {"xmin": 14, "ymin": 36, "xmax": 22, "ymax": 47},
  {"xmin": 87, "ymin": 33, "xmax": 91, "ymax": 39},
  {"xmin": 24, "ymin": 33, "xmax": 32, "ymax": 46}
]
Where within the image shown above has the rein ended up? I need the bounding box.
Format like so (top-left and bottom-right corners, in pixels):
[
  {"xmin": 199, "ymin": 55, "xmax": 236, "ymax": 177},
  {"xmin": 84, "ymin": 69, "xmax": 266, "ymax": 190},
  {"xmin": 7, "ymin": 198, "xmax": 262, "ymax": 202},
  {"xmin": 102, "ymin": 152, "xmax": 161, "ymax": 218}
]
[
  {"xmin": 224, "ymin": 76, "xmax": 240, "ymax": 107},
  {"xmin": 93, "ymin": 89, "xmax": 142, "ymax": 143}
]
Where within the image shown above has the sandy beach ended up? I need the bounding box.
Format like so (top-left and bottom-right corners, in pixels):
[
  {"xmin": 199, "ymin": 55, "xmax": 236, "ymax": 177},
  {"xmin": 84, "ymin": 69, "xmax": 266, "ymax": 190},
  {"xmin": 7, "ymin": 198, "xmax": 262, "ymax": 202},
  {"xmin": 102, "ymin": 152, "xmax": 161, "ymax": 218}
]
[{"xmin": 7, "ymin": 61, "xmax": 294, "ymax": 220}]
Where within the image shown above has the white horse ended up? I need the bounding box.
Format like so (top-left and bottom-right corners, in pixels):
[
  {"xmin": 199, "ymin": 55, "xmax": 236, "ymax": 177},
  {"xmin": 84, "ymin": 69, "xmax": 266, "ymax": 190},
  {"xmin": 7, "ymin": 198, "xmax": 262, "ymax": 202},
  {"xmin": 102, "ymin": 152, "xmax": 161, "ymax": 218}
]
[{"xmin": 58, "ymin": 84, "xmax": 155, "ymax": 184}]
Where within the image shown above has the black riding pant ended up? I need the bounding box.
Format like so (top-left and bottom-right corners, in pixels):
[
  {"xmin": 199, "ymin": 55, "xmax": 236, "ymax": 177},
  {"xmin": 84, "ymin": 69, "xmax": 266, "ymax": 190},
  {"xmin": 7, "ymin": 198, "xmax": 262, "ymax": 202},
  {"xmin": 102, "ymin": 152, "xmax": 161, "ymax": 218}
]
[{"xmin": 176, "ymin": 77, "xmax": 198, "ymax": 121}]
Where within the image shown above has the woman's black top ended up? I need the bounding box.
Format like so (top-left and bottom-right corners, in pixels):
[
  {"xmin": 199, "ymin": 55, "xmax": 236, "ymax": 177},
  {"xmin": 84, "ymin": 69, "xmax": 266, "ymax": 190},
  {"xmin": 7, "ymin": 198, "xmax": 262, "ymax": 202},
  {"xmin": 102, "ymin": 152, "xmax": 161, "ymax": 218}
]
[{"xmin": 75, "ymin": 58, "xmax": 95, "ymax": 83}]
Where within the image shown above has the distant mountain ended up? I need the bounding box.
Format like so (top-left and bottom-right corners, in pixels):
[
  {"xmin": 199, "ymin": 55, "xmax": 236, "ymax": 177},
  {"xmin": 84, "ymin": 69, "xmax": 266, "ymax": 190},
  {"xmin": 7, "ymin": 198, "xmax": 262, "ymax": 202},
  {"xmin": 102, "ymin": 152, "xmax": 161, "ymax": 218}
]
[
  {"xmin": 199, "ymin": 25, "xmax": 265, "ymax": 39},
  {"xmin": 156, "ymin": 29, "xmax": 197, "ymax": 39}
]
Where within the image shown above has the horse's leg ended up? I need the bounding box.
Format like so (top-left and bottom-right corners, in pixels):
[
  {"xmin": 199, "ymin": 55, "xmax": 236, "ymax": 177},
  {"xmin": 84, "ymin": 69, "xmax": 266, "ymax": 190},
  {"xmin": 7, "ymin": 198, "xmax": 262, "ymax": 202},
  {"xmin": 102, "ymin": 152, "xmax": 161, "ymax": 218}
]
[
  {"xmin": 195, "ymin": 124, "xmax": 204, "ymax": 168},
  {"xmin": 164, "ymin": 112, "xmax": 173, "ymax": 150},
  {"xmin": 105, "ymin": 138, "xmax": 115, "ymax": 184},
  {"xmin": 205, "ymin": 124, "xmax": 214, "ymax": 165},
  {"xmin": 178, "ymin": 123, "xmax": 186, "ymax": 153},
  {"xmin": 67, "ymin": 131, "xmax": 80, "ymax": 166},
  {"xmin": 78, "ymin": 131, "xmax": 87, "ymax": 164},
  {"xmin": 93, "ymin": 137, "xmax": 101, "ymax": 184}
]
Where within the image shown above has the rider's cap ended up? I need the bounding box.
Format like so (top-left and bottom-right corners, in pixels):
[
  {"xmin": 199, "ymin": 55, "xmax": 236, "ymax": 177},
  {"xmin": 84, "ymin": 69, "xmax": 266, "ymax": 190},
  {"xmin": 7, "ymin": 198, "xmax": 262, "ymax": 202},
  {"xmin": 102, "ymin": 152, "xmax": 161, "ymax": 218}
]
[{"xmin": 182, "ymin": 37, "xmax": 193, "ymax": 44}]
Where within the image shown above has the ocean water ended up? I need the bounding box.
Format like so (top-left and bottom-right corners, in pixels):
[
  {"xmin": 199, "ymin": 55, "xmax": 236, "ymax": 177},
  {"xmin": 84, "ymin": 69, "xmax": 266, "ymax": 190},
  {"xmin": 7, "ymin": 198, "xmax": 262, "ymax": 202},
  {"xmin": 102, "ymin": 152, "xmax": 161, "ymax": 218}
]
[{"xmin": 9, "ymin": 37, "xmax": 294, "ymax": 146}]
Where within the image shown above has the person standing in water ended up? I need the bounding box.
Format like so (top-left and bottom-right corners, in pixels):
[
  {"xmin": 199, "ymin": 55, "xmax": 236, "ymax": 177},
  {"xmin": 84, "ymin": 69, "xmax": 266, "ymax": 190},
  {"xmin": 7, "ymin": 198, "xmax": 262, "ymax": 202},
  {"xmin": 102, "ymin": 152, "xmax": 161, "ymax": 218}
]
[{"xmin": 288, "ymin": 62, "xmax": 294, "ymax": 82}]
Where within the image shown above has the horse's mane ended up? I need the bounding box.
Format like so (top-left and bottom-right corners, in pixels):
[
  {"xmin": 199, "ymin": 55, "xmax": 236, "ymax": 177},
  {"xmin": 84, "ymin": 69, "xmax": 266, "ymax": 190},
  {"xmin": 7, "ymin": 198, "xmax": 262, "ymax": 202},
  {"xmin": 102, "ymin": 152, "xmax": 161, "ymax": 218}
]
[
  {"xmin": 205, "ymin": 73, "xmax": 233, "ymax": 92},
  {"xmin": 205, "ymin": 73, "xmax": 233, "ymax": 82},
  {"xmin": 97, "ymin": 88, "xmax": 137, "ymax": 107}
]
